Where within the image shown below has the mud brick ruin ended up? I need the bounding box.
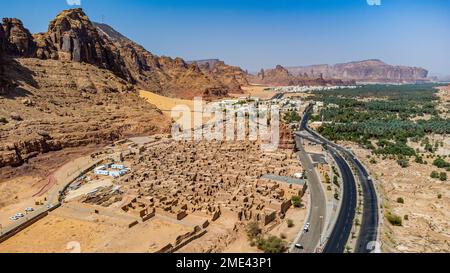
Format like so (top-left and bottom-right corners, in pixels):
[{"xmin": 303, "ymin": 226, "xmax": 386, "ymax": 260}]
[{"xmin": 81, "ymin": 137, "xmax": 305, "ymax": 252}]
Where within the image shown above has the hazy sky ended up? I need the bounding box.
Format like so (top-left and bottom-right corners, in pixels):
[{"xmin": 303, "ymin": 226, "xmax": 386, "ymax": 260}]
[{"xmin": 1, "ymin": 0, "xmax": 450, "ymax": 75}]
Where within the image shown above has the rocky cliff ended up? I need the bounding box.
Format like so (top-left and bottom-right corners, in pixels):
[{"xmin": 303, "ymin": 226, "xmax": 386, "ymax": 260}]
[
  {"xmin": 188, "ymin": 59, "xmax": 248, "ymax": 94},
  {"xmin": 0, "ymin": 9, "xmax": 177, "ymax": 169},
  {"xmin": 248, "ymin": 64, "xmax": 355, "ymax": 86},
  {"xmin": 1, "ymin": 18, "xmax": 36, "ymax": 57},
  {"xmin": 1, "ymin": 8, "xmax": 238, "ymax": 100},
  {"xmin": 0, "ymin": 58, "xmax": 171, "ymax": 170},
  {"xmin": 287, "ymin": 59, "xmax": 429, "ymax": 83},
  {"xmin": 93, "ymin": 21, "xmax": 232, "ymax": 99}
]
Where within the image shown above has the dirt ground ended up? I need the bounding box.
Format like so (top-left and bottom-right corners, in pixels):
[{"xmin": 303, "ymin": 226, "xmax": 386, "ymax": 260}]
[
  {"xmin": 139, "ymin": 90, "xmax": 216, "ymax": 128},
  {"xmin": 237, "ymin": 85, "xmax": 276, "ymax": 100},
  {"xmin": 0, "ymin": 145, "xmax": 101, "ymax": 228},
  {"xmin": 344, "ymin": 142, "xmax": 450, "ymax": 253},
  {"xmin": 0, "ymin": 176, "xmax": 43, "ymax": 225},
  {"xmin": 0, "ymin": 203, "xmax": 200, "ymax": 253}
]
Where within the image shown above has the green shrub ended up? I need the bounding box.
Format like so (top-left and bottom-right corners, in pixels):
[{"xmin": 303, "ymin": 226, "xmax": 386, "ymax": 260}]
[
  {"xmin": 431, "ymin": 171, "xmax": 440, "ymax": 179},
  {"xmin": 414, "ymin": 155, "xmax": 424, "ymax": 164},
  {"xmin": 386, "ymin": 212, "xmax": 402, "ymax": 226},
  {"xmin": 439, "ymin": 172, "xmax": 447, "ymax": 181},
  {"xmin": 397, "ymin": 158, "xmax": 410, "ymax": 168},
  {"xmin": 396, "ymin": 197, "xmax": 404, "ymax": 204},
  {"xmin": 333, "ymin": 175, "xmax": 340, "ymax": 187},
  {"xmin": 257, "ymin": 236, "xmax": 287, "ymax": 253},
  {"xmin": 433, "ymin": 158, "xmax": 450, "ymax": 169},
  {"xmin": 291, "ymin": 196, "xmax": 302, "ymax": 208},
  {"xmin": 247, "ymin": 222, "xmax": 261, "ymax": 239}
]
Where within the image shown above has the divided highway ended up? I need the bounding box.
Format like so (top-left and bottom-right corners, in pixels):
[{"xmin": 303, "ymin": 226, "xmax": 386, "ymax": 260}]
[{"xmin": 299, "ymin": 105, "xmax": 379, "ymax": 253}]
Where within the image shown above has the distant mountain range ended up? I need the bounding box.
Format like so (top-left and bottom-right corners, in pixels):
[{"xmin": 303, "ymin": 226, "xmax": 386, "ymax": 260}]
[
  {"xmin": 247, "ymin": 65, "xmax": 355, "ymax": 87},
  {"xmin": 286, "ymin": 59, "xmax": 430, "ymax": 84}
]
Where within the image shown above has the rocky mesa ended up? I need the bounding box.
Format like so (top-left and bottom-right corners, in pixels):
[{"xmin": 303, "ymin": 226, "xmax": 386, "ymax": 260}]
[
  {"xmin": 248, "ymin": 64, "xmax": 355, "ymax": 86},
  {"xmin": 287, "ymin": 59, "xmax": 430, "ymax": 83}
]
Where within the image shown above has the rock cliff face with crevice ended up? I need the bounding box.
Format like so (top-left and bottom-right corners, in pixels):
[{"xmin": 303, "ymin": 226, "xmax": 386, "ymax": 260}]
[{"xmin": 287, "ymin": 59, "xmax": 430, "ymax": 83}]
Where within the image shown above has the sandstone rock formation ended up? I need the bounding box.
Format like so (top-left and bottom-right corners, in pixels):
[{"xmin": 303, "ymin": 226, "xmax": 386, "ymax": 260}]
[
  {"xmin": 287, "ymin": 59, "xmax": 430, "ymax": 83},
  {"xmin": 0, "ymin": 8, "xmax": 249, "ymax": 169},
  {"xmin": 0, "ymin": 58, "xmax": 171, "ymax": 169},
  {"xmin": 1, "ymin": 8, "xmax": 241, "ymax": 100},
  {"xmin": 32, "ymin": 9, "xmax": 132, "ymax": 81},
  {"xmin": 248, "ymin": 64, "xmax": 354, "ymax": 86},
  {"xmin": 188, "ymin": 59, "xmax": 248, "ymax": 94},
  {"xmin": 1, "ymin": 18, "xmax": 36, "ymax": 57},
  {"xmin": 93, "ymin": 21, "xmax": 232, "ymax": 99}
]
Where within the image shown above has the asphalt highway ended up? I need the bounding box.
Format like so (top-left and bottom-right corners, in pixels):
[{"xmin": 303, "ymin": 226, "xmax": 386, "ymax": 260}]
[
  {"xmin": 300, "ymin": 105, "xmax": 379, "ymax": 253},
  {"xmin": 291, "ymin": 136, "xmax": 327, "ymax": 253}
]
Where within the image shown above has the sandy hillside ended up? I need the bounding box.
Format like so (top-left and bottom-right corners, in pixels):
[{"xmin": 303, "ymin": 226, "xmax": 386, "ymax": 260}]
[{"xmin": 238, "ymin": 85, "xmax": 276, "ymax": 100}]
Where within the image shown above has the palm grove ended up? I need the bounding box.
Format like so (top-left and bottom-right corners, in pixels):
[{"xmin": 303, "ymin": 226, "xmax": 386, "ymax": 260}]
[{"xmin": 310, "ymin": 84, "xmax": 449, "ymax": 178}]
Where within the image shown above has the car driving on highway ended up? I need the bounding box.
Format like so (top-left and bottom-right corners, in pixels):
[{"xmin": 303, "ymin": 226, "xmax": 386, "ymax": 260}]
[
  {"xmin": 294, "ymin": 243, "xmax": 304, "ymax": 249},
  {"xmin": 304, "ymin": 223, "xmax": 310, "ymax": 232}
]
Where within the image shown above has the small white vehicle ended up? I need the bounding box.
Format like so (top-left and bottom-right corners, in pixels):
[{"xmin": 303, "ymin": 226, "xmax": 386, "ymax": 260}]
[
  {"xmin": 15, "ymin": 213, "xmax": 25, "ymax": 218},
  {"xmin": 25, "ymin": 207, "xmax": 34, "ymax": 213},
  {"xmin": 9, "ymin": 216, "xmax": 18, "ymax": 221},
  {"xmin": 304, "ymin": 223, "xmax": 311, "ymax": 232},
  {"xmin": 294, "ymin": 243, "xmax": 304, "ymax": 249}
]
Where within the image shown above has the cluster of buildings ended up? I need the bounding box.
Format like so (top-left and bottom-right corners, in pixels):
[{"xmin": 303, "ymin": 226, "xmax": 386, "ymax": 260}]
[
  {"xmin": 270, "ymin": 85, "xmax": 359, "ymax": 93},
  {"xmin": 84, "ymin": 139, "xmax": 306, "ymax": 229},
  {"xmin": 94, "ymin": 163, "xmax": 130, "ymax": 178}
]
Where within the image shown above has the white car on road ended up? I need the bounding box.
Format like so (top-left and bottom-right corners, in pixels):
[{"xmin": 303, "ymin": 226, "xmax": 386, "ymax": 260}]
[
  {"xmin": 304, "ymin": 223, "xmax": 311, "ymax": 232},
  {"xmin": 294, "ymin": 243, "xmax": 304, "ymax": 249},
  {"xmin": 15, "ymin": 213, "xmax": 25, "ymax": 218},
  {"xmin": 9, "ymin": 216, "xmax": 18, "ymax": 221}
]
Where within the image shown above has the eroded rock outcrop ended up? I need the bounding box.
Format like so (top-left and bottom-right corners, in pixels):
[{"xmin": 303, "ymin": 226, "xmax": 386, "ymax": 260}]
[
  {"xmin": 189, "ymin": 59, "xmax": 248, "ymax": 94},
  {"xmin": 94, "ymin": 22, "xmax": 231, "ymax": 99},
  {"xmin": 0, "ymin": 58, "xmax": 171, "ymax": 169},
  {"xmin": 1, "ymin": 8, "xmax": 240, "ymax": 100},
  {"xmin": 33, "ymin": 9, "xmax": 132, "ymax": 82},
  {"xmin": 1, "ymin": 18, "xmax": 36, "ymax": 57}
]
